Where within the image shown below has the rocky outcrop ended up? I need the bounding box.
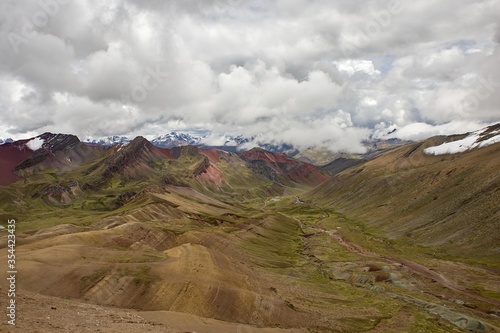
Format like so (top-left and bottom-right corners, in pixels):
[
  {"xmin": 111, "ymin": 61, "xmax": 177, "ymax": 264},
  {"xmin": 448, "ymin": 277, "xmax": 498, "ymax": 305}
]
[
  {"xmin": 14, "ymin": 133, "xmax": 80, "ymax": 171},
  {"xmin": 40, "ymin": 180, "xmax": 82, "ymax": 204},
  {"xmin": 102, "ymin": 137, "xmax": 156, "ymax": 177}
]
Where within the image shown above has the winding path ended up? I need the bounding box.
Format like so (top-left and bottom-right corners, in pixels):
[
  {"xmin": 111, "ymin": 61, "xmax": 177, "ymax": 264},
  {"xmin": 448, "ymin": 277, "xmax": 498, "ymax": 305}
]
[{"xmin": 323, "ymin": 228, "xmax": 500, "ymax": 308}]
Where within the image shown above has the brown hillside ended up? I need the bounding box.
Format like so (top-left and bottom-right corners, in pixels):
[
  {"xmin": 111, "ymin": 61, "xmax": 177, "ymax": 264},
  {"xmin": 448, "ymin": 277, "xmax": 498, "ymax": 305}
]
[
  {"xmin": 240, "ymin": 147, "xmax": 329, "ymax": 186},
  {"xmin": 309, "ymin": 135, "xmax": 500, "ymax": 259},
  {"xmin": 0, "ymin": 133, "xmax": 107, "ymax": 186}
]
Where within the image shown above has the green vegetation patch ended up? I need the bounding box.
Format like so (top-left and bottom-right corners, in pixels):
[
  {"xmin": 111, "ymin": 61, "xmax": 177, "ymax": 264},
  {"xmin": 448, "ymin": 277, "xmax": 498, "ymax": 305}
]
[
  {"xmin": 117, "ymin": 265, "xmax": 160, "ymax": 286},
  {"xmin": 107, "ymin": 251, "xmax": 168, "ymax": 263},
  {"xmin": 239, "ymin": 213, "xmax": 306, "ymax": 268}
]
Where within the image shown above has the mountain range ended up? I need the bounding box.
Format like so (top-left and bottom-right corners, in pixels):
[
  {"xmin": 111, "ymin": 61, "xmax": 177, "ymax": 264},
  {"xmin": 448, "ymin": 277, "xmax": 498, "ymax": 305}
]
[
  {"xmin": 0, "ymin": 133, "xmax": 329, "ymax": 193},
  {"xmin": 0, "ymin": 138, "xmax": 13, "ymax": 145},
  {"xmin": 310, "ymin": 123, "xmax": 500, "ymax": 260},
  {"xmin": 0, "ymin": 123, "xmax": 499, "ymax": 332},
  {"xmin": 80, "ymin": 131, "xmax": 410, "ymax": 166}
]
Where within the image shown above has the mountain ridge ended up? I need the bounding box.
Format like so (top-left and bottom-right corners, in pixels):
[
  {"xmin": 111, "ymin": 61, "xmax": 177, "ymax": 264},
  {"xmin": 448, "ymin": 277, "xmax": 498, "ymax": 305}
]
[
  {"xmin": 77, "ymin": 132, "xmax": 411, "ymax": 165},
  {"xmin": 0, "ymin": 134, "xmax": 328, "ymax": 205},
  {"xmin": 308, "ymin": 123, "xmax": 500, "ymax": 260},
  {"xmin": 1, "ymin": 124, "xmax": 500, "ymax": 332}
]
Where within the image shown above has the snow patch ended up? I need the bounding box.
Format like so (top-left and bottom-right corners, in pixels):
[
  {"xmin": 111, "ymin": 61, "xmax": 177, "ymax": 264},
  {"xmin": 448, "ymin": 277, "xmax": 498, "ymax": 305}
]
[
  {"xmin": 84, "ymin": 136, "xmax": 130, "ymax": 146},
  {"xmin": 26, "ymin": 137, "xmax": 45, "ymax": 151},
  {"xmin": 424, "ymin": 127, "xmax": 500, "ymax": 155}
]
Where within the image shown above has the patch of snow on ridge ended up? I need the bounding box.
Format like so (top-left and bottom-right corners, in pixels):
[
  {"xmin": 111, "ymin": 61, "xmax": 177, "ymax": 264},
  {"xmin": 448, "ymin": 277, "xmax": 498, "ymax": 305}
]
[
  {"xmin": 116, "ymin": 143, "xmax": 127, "ymax": 152},
  {"xmin": 424, "ymin": 127, "xmax": 500, "ymax": 155},
  {"xmin": 26, "ymin": 137, "xmax": 45, "ymax": 151}
]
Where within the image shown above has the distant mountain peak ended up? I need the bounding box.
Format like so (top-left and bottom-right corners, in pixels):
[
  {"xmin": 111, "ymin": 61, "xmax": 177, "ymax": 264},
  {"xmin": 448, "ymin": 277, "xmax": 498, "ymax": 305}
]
[
  {"xmin": 84, "ymin": 135, "xmax": 130, "ymax": 146},
  {"xmin": 151, "ymin": 132, "xmax": 202, "ymax": 148},
  {"xmin": 127, "ymin": 136, "xmax": 153, "ymax": 149},
  {"xmin": 39, "ymin": 133, "xmax": 80, "ymax": 150},
  {"xmin": 14, "ymin": 133, "xmax": 81, "ymax": 171},
  {"xmin": 240, "ymin": 148, "xmax": 328, "ymax": 186},
  {"xmin": 0, "ymin": 137, "xmax": 14, "ymax": 145},
  {"xmin": 0, "ymin": 133, "xmax": 105, "ymax": 186}
]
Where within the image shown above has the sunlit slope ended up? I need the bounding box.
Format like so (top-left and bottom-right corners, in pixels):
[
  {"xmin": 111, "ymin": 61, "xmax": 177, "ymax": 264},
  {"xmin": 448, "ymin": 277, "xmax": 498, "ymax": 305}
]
[
  {"xmin": 0, "ymin": 188, "xmax": 417, "ymax": 332},
  {"xmin": 309, "ymin": 128, "xmax": 500, "ymax": 260}
]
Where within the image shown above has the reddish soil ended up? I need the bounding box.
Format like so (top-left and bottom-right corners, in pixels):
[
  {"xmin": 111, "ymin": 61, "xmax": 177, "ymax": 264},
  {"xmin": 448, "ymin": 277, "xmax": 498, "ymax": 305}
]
[
  {"xmin": 200, "ymin": 148, "xmax": 221, "ymax": 162},
  {"xmin": 240, "ymin": 148, "xmax": 329, "ymax": 186},
  {"xmin": 0, "ymin": 143, "xmax": 34, "ymax": 185},
  {"xmin": 286, "ymin": 163, "xmax": 329, "ymax": 185},
  {"xmin": 198, "ymin": 163, "xmax": 225, "ymax": 187},
  {"xmin": 152, "ymin": 146, "xmax": 174, "ymax": 159},
  {"xmin": 240, "ymin": 148, "xmax": 294, "ymax": 169}
]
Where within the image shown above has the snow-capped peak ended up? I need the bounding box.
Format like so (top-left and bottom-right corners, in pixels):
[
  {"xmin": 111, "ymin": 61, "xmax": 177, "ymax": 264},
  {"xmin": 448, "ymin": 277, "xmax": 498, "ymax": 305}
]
[
  {"xmin": 424, "ymin": 125, "xmax": 500, "ymax": 155},
  {"xmin": 84, "ymin": 136, "xmax": 131, "ymax": 146},
  {"xmin": 151, "ymin": 132, "xmax": 202, "ymax": 148},
  {"xmin": 0, "ymin": 138, "xmax": 14, "ymax": 145}
]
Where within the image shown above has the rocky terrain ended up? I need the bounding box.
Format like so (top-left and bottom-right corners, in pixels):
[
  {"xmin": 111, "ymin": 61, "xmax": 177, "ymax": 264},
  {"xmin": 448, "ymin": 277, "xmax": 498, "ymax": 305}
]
[{"xmin": 0, "ymin": 126, "xmax": 499, "ymax": 332}]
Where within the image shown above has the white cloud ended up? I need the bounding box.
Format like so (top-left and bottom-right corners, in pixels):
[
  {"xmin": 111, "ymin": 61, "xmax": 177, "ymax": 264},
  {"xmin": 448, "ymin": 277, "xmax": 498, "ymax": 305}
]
[
  {"xmin": 374, "ymin": 120, "xmax": 499, "ymax": 141},
  {"xmin": 334, "ymin": 59, "xmax": 381, "ymax": 77},
  {"xmin": 0, "ymin": 0, "xmax": 499, "ymax": 152}
]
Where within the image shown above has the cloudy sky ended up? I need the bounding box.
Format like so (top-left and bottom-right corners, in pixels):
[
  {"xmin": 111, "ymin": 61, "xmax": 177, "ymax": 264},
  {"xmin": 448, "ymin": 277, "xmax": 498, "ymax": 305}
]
[{"xmin": 0, "ymin": 0, "xmax": 499, "ymax": 152}]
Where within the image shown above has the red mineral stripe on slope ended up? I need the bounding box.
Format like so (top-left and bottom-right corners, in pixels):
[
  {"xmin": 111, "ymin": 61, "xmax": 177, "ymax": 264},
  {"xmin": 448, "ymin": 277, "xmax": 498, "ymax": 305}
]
[
  {"xmin": 240, "ymin": 148, "xmax": 292, "ymax": 163},
  {"xmin": 239, "ymin": 148, "xmax": 293, "ymax": 172},
  {"xmin": 152, "ymin": 146, "xmax": 174, "ymax": 159},
  {"xmin": 286, "ymin": 163, "xmax": 329, "ymax": 186},
  {"xmin": 0, "ymin": 142, "xmax": 34, "ymax": 185},
  {"xmin": 200, "ymin": 149, "xmax": 221, "ymax": 163},
  {"xmin": 240, "ymin": 147, "xmax": 329, "ymax": 186},
  {"xmin": 197, "ymin": 163, "xmax": 225, "ymax": 187}
]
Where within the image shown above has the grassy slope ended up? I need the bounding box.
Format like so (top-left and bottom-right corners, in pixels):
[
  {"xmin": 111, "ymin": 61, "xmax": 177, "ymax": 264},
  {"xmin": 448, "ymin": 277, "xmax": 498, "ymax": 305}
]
[
  {"xmin": 1, "ymin": 142, "xmax": 499, "ymax": 331},
  {"xmin": 308, "ymin": 139, "xmax": 500, "ymax": 264},
  {"xmin": 1, "ymin": 187, "xmax": 472, "ymax": 332}
]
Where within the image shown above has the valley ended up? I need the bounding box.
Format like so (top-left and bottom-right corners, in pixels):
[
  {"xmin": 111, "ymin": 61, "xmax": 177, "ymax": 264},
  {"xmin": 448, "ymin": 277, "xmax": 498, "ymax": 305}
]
[{"xmin": 0, "ymin": 126, "xmax": 499, "ymax": 332}]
